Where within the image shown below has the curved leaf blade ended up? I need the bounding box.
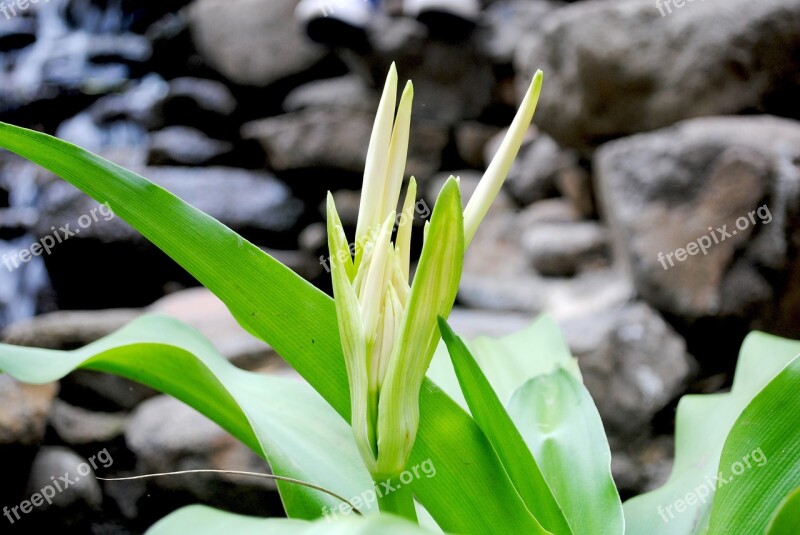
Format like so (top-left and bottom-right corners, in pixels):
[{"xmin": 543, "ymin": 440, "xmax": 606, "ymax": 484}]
[
  {"xmin": 508, "ymin": 371, "xmax": 624, "ymax": 535},
  {"xmin": 0, "ymin": 314, "xmax": 371, "ymax": 519},
  {"xmin": 623, "ymin": 332, "xmax": 800, "ymax": 534},
  {"xmin": 708, "ymin": 356, "xmax": 800, "ymax": 534},
  {"xmin": 438, "ymin": 318, "xmax": 567, "ymax": 535},
  {"xmin": 147, "ymin": 504, "xmax": 434, "ymax": 535},
  {"xmin": 766, "ymin": 487, "xmax": 800, "ymax": 535},
  {"xmin": 0, "ymin": 122, "xmax": 543, "ymax": 533}
]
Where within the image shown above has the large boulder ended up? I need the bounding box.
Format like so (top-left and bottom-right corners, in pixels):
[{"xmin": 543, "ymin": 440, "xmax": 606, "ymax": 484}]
[
  {"xmin": 188, "ymin": 0, "xmax": 325, "ymax": 87},
  {"xmin": 516, "ymin": 0, "xmax": 800, "ymax": 148},
  {"xmin": 595, "ymin": 116, "xmax": 800, "ymax": 336}
]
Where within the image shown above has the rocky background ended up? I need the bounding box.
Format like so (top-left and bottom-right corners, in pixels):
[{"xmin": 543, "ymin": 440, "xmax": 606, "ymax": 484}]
[{"xmin": 0, "ymin": 0, "xmax": 799, "ymax": 532}]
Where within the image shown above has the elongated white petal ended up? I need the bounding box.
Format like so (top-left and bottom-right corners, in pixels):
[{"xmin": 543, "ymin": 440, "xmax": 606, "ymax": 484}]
[
  {"xmin": 463, "ymin": 70, "xmax": 543, "ymax": 246},
  {"xmin": 356, "ymin": 63, "xmax": 398, "ymax": 244},
  {"xmin": 326, "ymin": 194, "xmax": 376, "ymax": 465},
  {"xmin": 360, "ymin": 212, "xmax": 396, "ymax": 344},
  {"xmin": 381, "ymin": 81, "xmax": 413, "ymax": 223},
  {"xmin": 395, "ymin": 177, "xmax": 417, "ymax": 283}
]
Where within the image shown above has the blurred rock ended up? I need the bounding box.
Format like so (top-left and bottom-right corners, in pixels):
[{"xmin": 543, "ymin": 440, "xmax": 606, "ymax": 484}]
[
  {"xmin": 460, "ymin": 200, "xmax": 633, "ymax": 314},
  {"xmin": 148, "ymin": 126, "xmax": 233, "ymax": 166},
  {"xmin": 522, "ymin": 221, "xmax": 609, "ymax": 277},
  {"xmin": 283, "ymin": 74, "xmax": 376, "ymax": 113},
  {"xmin": 126, "ymin": 395, "xmax": 279, "ymax": 515},
  {"xmin": 479, "ymin": 0, "xmax": 561, "ymax": 65},
  {"xmin": 148, "ymin": 287, "xmax": 278, "ymax": 371},
  {"xmin": 517, "ymin": 198, "xmax": 580, "ymax": 226},
  {"xmin": 188, "ymin": 0, "xmax": 325, "ymax": 87},
  {"xmin": 0, "ymin": 376, "xmax": 57, "ymax": 446},
  {"xmin": 1, "ymin": 309, "xmax": 141, "ymax": 349},
  {"xmin": 455, "ymin": 121, "xmax": 501, "ymax": 169},
  {"xmin": 503, "ymin": 132, "xmax": 580, "ymax": 205},
  {"xmin": 244, "ymin": 108, "xmax": 449, "ymax": 179},
  {"xmin": 24, "ymin": 446, "xmax": 103, "ymax": 527},
  {"xmin": 612, "ymin": 436, "xmax": 674, "ymax": 498},
  {"xmin": 595, "ymin": 116, "xmax": 800, "ymax": 335},
  {"xmin": 517, "ymin": 0, "xmax": 800, "ymax": 148},
  {"xmin": 36, "ymin": 166, "xmax": 304, "ymax": 243},
  {"xmin": 49, "ymin": 400, "xmax": 126, "ymax": 446},
  {"xmin": 562, "ymin": 302, "xmax": 696, "ymax": 438},
  {"xmin": 164, "ymin": 77, "xmax": 237, "ymax": 121}
]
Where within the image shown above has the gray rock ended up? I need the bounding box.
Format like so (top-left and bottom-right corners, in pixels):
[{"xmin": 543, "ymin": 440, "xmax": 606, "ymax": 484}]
[
  {"xmin": 126, "ymin": 395, "xmax": 276, "ymax": 512},
  {"xmin": 522, "ymin": 221, "xmax": 609, "ymax": 277},
  {"xmin": 147, "ymin": 288, "xmax": 278, "ymax": 371},
  {"xmin": 594, "ymin": 116, "xmax": 800, "ymax": 328},
  {"xmin": 1, "ymin": 309, "xmax": 141, "ymax": 349},
  {"xmin": 503, "ymin": 132, "xmax": 580, "ymax": 205},
  {"xmin": 148, "ymin": 126, "xmax": 233, "ymax": 166},
  {"xmin": 562, "ymin": 302, "xmax": 696, "ymax": 438},
  {"xmin": 479, "ymin": 0, "xmax": 562, "ymax": 65},
  {"xmin": 35, "ymin": 166, "xmax": 304, "ymax": 242},
  {"xmin": 516, "ymin": 0, "xmax": 800, "ymax": 148},
  {"xmin": 283, "ymin": 75, "xmax": 376, "ymax": 113},
  {"xmin": 166, "ymin": 77, "xmax": 237, "ymax": 117},
  {"xmin": 455, "ymin": 121, "xmax": 502, "ymax": 169},
  {"xmin": 49, "ymin": 400, "xmax": 126, "ymax": 446},
  {"xmin": 24, "ymin": 446, "xmax": 103, "ymax": 523},
  {"xmin": 517, "ymin": 198, "xmax": 581, "ymax": 227},
  {"xmin": 460, "ymin": 201, "xmax": 633, "ymax": 315},
  {"xmin": 188, "ymin": 0, "xmax": 325, "ymax": 87},
  {"xmin": 243, "ymin": 108, "xmax": 448, "ymax": 179},
  {"xmin": 0, "ymin": 376, "xmax": 57, "ymax": 446}
]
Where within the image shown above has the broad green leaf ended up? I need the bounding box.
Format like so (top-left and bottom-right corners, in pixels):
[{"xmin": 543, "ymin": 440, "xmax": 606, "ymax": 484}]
[
  {"xmin": 708, "ymin": 355, "xmax": 800, "ymax": 534},
  {"xmin": 508, "ymin": 370, "xmax": 624, "ymax": 535},
  {"xmin": 766, "ymin": 487, "xmax": 800, "ymax": 535},
  {"xmin": 0, "ymin": 315, "xmax": 372, "ymax": 519},
  {"xmin": 438, "ymin": 318, "xmax": 568, "ymax": 535},
  {"xmin": 427, "ymin": 314, "xmax": 581, "ymax": 409},
  {"xmin": 147, "ymin": 504, "xmax": 434, "ymax": 535},
  {"xmin": 0, "ymin": 122, "xmax": 542, "ymax": 532},
  {"xmin": 623, "ymin": 332, "xmax": 800, "ymax": 534}
]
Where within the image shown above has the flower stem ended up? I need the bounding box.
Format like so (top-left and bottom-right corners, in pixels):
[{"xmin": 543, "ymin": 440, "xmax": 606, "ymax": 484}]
[{"xmin": 376, "ymin": 477, "xmax": 418, "ymax": 522}]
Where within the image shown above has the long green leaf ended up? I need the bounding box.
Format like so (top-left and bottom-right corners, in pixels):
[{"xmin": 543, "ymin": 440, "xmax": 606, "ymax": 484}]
[
  {"xmin": 708, "ymin": 355, "xmax": 800, "ymax": 534},
  {"xmin": 0, "ymin": 315, "xmax": 371, "ymax": 519},
  {"xmin": 0, "ymin": 122, "xmax": 541, "ymax": 532},
  {"xmin": 766, "ymin": 487, "xmax": 800, "ymax": 535},
  {"xmin": 508, "ymin": 370, "xmax": 624, "ymax": 535},
  {"xmin": 623, "ymin": 332, "xmax": 800, "ymax": 534},
  {"xmin": 438, "ymin": 318, "xmax": 568, "ymax": 535},
  {"xmin": 147, "ymin": 504, "xmax": 434, "ymax": 535}
]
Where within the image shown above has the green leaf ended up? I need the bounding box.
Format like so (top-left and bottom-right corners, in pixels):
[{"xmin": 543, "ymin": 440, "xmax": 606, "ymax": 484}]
[
  {"xmin": 766, "ymin": 487, "xmax": 800, "ymax": 535},
  {"xmin": 438, "ymin": 318, "xmax": 568, "ymax": 535},
  {"xmin": 147, "ymin": 504, "xmax": 434, "ymax": 535},
  {"xmin": 707, "ymin": 355, "xmax": 800, "ymax": 534},
  {"xmin": 0, "ymin": 121, "xmax": 543, "ymax": 533},
  {"xmin": 508, "ymin": 370, "xmax": 624, "ymax": 535},
  {"xmin": 427, "ymin": 314, "xmax": 581, "ymax": 410},
  {"xmin": 0, "ymin": 315, "xmax": 372, "ymax": 519},
  {"xmin": 623, "ymin": 332, "xmax": 800, "ymax": 534}
]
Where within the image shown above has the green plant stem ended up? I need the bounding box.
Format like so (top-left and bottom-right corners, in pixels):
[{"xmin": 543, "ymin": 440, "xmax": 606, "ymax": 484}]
[{"xmin": 376, "ymin": 477, "xmax": 418, "ymax": 523}]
